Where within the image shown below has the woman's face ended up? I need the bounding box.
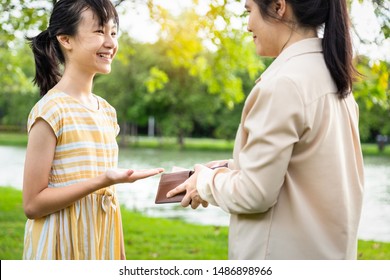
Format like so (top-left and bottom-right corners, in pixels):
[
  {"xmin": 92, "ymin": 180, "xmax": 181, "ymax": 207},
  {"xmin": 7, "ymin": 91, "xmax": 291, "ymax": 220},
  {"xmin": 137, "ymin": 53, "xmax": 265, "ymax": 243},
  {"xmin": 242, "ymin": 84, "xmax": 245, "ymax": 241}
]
[
  {"xmin": 245, "ymin": 0, "xmax": 281, "ymax": 57},
  {"xmin": 67, "ymin": 8, "xmax": 118, "ymax": 75}
]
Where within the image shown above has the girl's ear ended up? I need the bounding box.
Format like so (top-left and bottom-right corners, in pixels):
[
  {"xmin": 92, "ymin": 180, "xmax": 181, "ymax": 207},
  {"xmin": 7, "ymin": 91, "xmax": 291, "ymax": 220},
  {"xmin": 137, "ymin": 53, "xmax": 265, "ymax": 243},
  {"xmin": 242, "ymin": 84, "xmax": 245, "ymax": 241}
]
[{"xmin": 56, "ymin": 35, "xmax": 72, "ymax": 50}]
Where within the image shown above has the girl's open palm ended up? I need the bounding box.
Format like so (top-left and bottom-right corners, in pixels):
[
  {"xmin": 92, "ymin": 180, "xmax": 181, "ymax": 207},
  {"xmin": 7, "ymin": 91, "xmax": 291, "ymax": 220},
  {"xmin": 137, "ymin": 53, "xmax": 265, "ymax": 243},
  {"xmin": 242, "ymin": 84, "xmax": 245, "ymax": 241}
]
[{"xmin": 105, "ymin": 168, "xmax": 164, "ymax": 184}]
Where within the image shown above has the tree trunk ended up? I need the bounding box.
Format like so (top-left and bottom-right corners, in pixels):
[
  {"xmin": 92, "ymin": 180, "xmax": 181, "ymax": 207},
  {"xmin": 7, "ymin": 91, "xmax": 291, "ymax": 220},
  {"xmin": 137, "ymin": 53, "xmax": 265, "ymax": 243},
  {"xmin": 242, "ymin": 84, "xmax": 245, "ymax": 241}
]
[
  {"xmin": 177, "ymin": 129, "xmax": 185, "ymax": 150},
  {"xmin": 120, "ymin": 121, "xmax": 128, "ymax": 147}
]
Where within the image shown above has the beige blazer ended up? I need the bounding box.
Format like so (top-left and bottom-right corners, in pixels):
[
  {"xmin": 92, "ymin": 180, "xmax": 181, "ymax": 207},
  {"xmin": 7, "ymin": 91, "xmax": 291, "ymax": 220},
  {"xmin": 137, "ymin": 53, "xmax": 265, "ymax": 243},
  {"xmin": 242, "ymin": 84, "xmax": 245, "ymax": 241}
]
[{"xmin": 197, "ymin": 38, "xmax": 364, "ymax": 259}]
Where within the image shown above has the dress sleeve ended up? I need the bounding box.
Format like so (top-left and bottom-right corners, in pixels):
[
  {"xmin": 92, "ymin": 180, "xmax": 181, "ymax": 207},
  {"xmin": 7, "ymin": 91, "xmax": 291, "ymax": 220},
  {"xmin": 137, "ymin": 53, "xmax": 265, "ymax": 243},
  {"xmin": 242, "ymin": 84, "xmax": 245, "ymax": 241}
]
[
  {"xmin": 197, "ymin": 77, "xmax": 305, "ymax": 214},
  {"xmin": 27, "ymin": 99, "xmax": 62, "ymax": 138}
]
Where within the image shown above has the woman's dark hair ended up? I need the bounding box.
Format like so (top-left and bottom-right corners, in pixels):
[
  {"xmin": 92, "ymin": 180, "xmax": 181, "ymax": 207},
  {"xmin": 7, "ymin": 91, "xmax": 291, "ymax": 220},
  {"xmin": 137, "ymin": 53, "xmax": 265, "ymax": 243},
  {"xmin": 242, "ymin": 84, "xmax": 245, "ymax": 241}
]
[
  {"xmin": 27, "ymin": 0, "xmax": 119, "ymax": 96},
  {"xmin": 253, "ymin": 0, "xmax": 358, "ymax": 98}
]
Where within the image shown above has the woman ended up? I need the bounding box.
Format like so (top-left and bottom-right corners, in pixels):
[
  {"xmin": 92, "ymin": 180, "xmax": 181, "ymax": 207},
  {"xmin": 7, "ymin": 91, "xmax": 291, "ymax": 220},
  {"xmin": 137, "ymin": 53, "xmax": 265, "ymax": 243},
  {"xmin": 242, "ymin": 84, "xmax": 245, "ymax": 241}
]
[
  {"xmin": 23, "ymin": 0, "xmax": 163, "ymax": 259},
  {"xmin": 168, "ymin": 0, "xmax": 364, "ymax": 259}
]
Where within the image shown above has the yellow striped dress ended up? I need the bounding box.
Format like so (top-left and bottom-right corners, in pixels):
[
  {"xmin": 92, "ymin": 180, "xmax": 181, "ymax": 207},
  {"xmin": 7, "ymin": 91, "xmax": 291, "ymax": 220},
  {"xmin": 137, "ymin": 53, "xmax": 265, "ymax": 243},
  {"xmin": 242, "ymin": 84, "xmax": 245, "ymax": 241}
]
[{"xmin": 23, "ymin": 89, "xmax": 125, "ymax": 260}]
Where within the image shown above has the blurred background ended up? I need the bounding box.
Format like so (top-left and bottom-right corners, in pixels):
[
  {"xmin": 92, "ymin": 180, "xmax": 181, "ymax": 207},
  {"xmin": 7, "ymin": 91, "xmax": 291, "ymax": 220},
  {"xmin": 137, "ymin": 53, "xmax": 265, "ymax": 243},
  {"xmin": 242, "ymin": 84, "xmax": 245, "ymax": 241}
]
[
  {"xmin": 0, "ymin": 0, "xmax": 389, "ymax": 243},
  {"xmin": 0, "ymin": 0, "xmax": 389, "ymax": 144}
]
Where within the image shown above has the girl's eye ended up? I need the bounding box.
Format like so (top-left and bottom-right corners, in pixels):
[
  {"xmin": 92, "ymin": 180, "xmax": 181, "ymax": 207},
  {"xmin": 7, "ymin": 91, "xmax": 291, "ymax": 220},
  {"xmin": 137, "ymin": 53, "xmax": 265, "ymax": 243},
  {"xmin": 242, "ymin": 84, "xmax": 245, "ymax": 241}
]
[{"xmin": 96, "ymin": 30, "xmax": 104, "ymax": 34}]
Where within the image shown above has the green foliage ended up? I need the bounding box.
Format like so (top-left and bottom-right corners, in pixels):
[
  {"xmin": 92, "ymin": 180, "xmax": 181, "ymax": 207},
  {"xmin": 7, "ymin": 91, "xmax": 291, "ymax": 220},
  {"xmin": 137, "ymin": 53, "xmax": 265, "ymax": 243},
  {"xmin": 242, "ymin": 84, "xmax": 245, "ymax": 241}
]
[
  {"xmin": 0, "ymin": 0, "xmax": 389, "ymax": 144},
  {"xmin": 0, "ymin": 0, "xmax": 50, "ymax": 47},
  {"xmin": 2, "ymin": 132, "xmax": 390, "ymax": 156},
  {"xmin": 368, "ymin": 0, "xmax": 390, "ymax": 38},
  {"xmin": 354, "ymin": 57, "xmax": 390, "ymax": 141},
  {"xmin": 94, "ymin": 35, "xmax": 152, "ymax": 128},
  {"xmin": 0, "ymin": 38, "xmax": 38, "ymax": 128},
  {"xmin": 145, "ymin": 67, "xmax": 169, "ymax": 93},
  {"xmin": 139, "ymin": 1, "xmax": 265, "ymax": 145},
  {"xmin": 147, "ymin": 0, "xmax": 264, "ymax": 108}
]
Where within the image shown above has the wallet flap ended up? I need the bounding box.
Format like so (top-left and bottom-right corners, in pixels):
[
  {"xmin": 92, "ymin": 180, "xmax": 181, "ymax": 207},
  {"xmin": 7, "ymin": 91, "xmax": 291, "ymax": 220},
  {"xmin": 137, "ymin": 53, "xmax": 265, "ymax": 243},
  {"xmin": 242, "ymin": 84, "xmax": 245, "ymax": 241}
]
[{"xmin": 155, "ymin": 170, "xmax": 192, "ymax": 204}]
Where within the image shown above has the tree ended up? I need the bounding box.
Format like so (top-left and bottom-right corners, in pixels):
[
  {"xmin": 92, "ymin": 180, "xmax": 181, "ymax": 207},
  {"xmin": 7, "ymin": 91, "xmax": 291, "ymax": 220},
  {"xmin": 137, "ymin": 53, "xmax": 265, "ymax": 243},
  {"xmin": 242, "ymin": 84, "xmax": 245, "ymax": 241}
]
[
  {"xmin": 1, "ymin": 0, "xmax": 389, "ymax": 144},
  {"xmin": 0, "ymin": 0, "xmax": 128, "ymax": 48},
  {"xmin": 94, "ymin": 35, "xmax": 162, "ymax": 145},
  {"xmin": 143, "ymin": 39, "xmax": 224, "ymax": 148},
  {"xmin": 0, "ymin": 39, "xmax": 38, "ymax": 129},
  {"xmin": 354, "ymin": 56, "xmax": 390, "ymax": 141},
  {"xmin": 365, "ymin": 0, "xmax": 389, "ymax": 39},
  {"xmin": 141, "ymin": 1, "xmax": 265, "ymax": 146},
  {"xmin": 146, "ymin": 0, "xmax": 264, "ymax": 107}
]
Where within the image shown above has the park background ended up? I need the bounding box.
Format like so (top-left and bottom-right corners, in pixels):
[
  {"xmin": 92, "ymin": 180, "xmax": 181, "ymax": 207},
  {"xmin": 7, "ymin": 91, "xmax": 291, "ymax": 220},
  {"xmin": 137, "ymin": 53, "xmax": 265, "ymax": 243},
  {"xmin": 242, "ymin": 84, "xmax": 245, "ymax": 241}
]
[{"xmin": 0, "ymin": 0, "xmax": 389, "ymax": 260}]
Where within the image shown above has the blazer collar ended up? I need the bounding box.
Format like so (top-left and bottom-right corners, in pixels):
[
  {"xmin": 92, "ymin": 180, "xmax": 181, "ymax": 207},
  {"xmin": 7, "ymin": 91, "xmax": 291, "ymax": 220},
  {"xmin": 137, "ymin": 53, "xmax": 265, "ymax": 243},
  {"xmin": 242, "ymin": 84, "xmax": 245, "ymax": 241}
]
[{"xmin": 256, "ymin": 38, "xmax": 323, "ymax": 83}]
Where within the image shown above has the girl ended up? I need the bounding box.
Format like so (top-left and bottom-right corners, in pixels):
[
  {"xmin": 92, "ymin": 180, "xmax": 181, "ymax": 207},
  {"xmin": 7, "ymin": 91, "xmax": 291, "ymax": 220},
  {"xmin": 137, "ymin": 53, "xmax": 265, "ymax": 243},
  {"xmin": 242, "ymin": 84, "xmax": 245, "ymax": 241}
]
[
  {"xmin": 168, "ymin": 0, "xmax": 364, "ymax": 259},
  {"xmin": 23, "ymin": 0, "xmax": 163, "ymax": 259}
]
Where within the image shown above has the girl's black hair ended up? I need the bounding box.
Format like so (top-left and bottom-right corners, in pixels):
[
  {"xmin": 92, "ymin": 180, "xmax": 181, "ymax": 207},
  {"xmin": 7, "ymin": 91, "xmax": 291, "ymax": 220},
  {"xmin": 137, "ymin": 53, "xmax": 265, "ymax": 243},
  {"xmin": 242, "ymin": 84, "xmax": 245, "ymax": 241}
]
[
  {"xmin": 27, "ymin": 0, "xmax": 119, "ymax": 96},
  {"xmin": 253, "ymin": 0, "xmax": 358, "ymax": 98}
]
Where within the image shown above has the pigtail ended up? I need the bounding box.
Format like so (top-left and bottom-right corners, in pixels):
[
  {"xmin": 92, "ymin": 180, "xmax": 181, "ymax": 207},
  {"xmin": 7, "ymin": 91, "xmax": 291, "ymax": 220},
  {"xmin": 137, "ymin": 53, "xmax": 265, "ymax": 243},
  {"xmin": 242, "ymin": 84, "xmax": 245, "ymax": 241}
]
[
  {"xmin": 27, "ymin": 30, "xmax": 62, "ymax": 96},
  {"xmin": 26, "ymin": 0, "xmax": 119, "ymax": 97}
]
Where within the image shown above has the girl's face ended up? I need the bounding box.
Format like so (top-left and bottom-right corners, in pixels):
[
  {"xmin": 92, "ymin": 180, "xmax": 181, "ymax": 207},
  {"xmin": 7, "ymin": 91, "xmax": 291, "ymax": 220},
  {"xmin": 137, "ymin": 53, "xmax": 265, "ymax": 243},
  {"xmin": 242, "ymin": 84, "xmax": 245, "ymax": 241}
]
[
  {"xmin": 245, "ymin": 0, "xmax": 281, "ymax": 57},
  {"xmin": 69, "ymin": 8, "xmax": 118, "ymax": 75}
]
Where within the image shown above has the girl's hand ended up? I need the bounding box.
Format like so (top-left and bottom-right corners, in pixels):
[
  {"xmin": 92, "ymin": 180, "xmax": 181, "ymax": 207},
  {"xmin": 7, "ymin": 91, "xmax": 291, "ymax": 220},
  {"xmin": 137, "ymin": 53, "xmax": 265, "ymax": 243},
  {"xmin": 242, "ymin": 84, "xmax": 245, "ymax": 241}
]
[{"xmin": 105, "ymin": 168, "xmax": 164, "ymax": 184}]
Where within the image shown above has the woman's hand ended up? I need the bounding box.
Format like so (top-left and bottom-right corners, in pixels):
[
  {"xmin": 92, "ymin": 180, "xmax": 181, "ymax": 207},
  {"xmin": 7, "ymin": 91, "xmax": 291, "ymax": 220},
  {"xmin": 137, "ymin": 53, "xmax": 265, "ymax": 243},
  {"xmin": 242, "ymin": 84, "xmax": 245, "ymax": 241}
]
[
  {"xmin": 204, "ymin": 160, "xmax": 229, "ymax": 169},
  {"xmin": 167, "ymin": 164, "xmax": 208, "ymax": 209},
  {"xmin": 105, "ymin": 167, "xmax": 164, "ymax": 185}
]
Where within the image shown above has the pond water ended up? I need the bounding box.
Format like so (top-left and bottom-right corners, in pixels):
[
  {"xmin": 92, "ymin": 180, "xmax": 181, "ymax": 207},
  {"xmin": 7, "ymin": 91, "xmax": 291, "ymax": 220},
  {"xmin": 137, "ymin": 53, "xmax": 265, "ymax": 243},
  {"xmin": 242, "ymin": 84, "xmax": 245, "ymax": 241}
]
[{"xmin": 1, "ymin": 145, "xmax": 389, "ymax": 242}]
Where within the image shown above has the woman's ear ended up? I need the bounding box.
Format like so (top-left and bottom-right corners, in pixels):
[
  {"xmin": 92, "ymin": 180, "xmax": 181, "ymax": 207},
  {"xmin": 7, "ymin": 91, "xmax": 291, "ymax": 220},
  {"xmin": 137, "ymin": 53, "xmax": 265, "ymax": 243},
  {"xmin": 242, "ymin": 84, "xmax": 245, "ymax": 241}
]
[
  {"xmin": 56, "ymin": 35, "xmax": 72, "ymax": 50},
  {"xmin": 274, "ymin": 0, "xmax": 287, "ymax": 18}
]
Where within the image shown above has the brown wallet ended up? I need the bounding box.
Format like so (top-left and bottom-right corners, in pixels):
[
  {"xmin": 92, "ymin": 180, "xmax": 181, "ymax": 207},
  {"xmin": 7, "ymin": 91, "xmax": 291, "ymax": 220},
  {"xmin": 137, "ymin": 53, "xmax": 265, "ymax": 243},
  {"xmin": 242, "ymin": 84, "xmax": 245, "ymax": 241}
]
[
  {"xmin": 155, "ymin": 170, "xmax": 194, "ymax": 204},
  {"xmin": 154, "ymin": 163, "xmax": 228, "ymax": 204}
]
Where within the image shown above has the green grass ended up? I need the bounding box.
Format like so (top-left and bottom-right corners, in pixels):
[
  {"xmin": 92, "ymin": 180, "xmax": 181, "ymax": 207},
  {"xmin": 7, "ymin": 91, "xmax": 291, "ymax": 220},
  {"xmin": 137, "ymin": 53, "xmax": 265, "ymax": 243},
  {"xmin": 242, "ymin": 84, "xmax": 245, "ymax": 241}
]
[
  {"xmin": 0, "ymin": 187, "xmax": 389, "ymax": 260},
  {"xmin": 1, "ymin": 131, "xmax": 389, "ymax": 156},
  {"xmin": 0, "ymin": 187, "xmax": 228, "ymax": 260},
  {"xmin": 0, "ymin": 132, "xmax": 28, "ymax": 147},
  {"xmin": 361, "ymin": 143, "xmax": 390, "ymax": 157},
  {"xmin": 122, "ymin": 211, "xmax": 228, "ymax": 260},
  {"xmin": 123, "ymin": 136, "xmax": 235, "ymax": 151},
  {"xmin": 0, "ymin": 187, "xmax": 26, "ymax": 259},
  {"xmin": 1, "ymin": 132, "xmax": 389, "ymax": 259},
  {"xmin": 358, "ymin": 240, "xmax": 390, "ymax": 260}
]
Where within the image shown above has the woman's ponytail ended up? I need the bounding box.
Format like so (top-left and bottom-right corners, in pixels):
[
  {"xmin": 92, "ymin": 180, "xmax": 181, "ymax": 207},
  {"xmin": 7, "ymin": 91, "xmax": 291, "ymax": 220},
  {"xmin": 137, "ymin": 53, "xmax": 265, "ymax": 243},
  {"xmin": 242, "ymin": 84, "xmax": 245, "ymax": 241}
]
[
  {"xmin": 254, "ymin": 0, "xmax": 359, "ymax": 98},
  {"xmin": 323, "ymin": 0, "xmax": 357, "ymax": 98},
  {"xmin": 27, "ymin": 30, "xmax": 62, "ymax": 96}
]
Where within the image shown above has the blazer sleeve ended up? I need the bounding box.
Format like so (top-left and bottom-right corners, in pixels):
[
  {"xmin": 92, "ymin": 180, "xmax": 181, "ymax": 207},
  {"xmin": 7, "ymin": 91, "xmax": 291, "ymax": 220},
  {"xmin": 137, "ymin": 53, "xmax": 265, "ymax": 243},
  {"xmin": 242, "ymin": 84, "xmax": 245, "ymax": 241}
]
[{"xmin": 197, "ymin": 76, "xmax": 305, "ymax": 214}]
